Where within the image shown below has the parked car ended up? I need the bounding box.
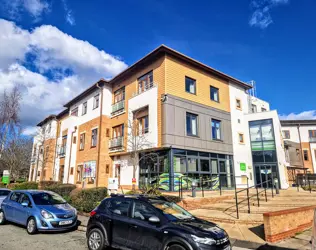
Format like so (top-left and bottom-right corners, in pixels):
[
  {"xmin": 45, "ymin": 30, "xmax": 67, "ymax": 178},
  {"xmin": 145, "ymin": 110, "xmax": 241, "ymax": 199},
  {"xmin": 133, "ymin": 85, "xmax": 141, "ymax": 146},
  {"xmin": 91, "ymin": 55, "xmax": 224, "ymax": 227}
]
[
  {"xmin": 86, "ymin": 194, "xmax": 230, "ymax": 250},
  {"xmin": 0, "ymin": 188, "xmax": 11, "ymax": 206},
  {"xmin": 0, "ymin": 190, "xmax": 77, "ymax": 234}
]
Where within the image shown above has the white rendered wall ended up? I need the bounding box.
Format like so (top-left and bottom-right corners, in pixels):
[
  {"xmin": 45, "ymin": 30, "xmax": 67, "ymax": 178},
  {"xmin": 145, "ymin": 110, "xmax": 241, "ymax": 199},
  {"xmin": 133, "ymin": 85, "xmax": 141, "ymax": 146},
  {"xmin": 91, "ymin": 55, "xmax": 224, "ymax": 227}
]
[{"xmin": 112, "ymin": 155, "xmax": 139, "ymax": 187}]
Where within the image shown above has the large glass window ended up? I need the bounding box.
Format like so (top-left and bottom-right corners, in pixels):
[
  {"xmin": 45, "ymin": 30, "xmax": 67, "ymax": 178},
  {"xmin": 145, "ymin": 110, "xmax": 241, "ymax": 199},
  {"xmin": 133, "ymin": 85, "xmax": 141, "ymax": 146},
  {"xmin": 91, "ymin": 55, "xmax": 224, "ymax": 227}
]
[
  {"xmin": 174, "ymin": 156, "xmax": 186, "ymax": 173},
  {"xmin": 138, "ymin": 71, "xmax": 153, "ymax": 94},
  {"xmin": 212, "ymin": 119, "xmax": 221, "ymax": 140},
  {"xmin": 200, "ymin": 159, "xmax": 210, "ymax": 172},
  {"xmin": 186, "ymin": 113, "xmax": 198, "ymax": 136},
  {"xmin": 211, "ymin": 159, "xmax": 218, "ymax": 173},
  {"xmin": 187, "ymin": 158, "xmax": 198, "ymax": 172}
]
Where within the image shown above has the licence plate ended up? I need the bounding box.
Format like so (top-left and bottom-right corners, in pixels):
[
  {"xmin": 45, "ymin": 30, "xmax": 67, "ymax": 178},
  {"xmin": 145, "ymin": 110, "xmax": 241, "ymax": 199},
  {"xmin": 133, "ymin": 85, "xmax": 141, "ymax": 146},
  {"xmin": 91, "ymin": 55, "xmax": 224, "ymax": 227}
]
[{"xmin": 59, "ymin": 220, "xmax": 72, "ymax": 225}]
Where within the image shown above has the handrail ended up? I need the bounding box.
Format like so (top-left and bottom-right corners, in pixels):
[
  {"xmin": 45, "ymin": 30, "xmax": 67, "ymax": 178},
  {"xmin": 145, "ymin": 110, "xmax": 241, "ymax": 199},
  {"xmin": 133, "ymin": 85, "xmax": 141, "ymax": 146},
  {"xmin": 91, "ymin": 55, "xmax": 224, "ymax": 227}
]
[{"xmin": 234, "ymin": 177, "xmax": 275, "ymax": 219}]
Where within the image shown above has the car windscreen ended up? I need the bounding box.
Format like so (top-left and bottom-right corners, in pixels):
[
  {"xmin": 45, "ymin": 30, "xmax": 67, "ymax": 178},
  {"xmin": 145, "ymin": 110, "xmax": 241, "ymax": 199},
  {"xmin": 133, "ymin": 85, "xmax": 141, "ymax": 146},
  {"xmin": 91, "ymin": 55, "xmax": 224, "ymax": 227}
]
[
  {"xmin": 149, "ymin": 199, "xmax": 194, "ymax": 221},
  {"xmin": 0, "ymin": 190, "xmax": 10, "ymax": 196},
  {"xmin": 31, "ymin": 192, "xmax": 66, "ymax": 205}
]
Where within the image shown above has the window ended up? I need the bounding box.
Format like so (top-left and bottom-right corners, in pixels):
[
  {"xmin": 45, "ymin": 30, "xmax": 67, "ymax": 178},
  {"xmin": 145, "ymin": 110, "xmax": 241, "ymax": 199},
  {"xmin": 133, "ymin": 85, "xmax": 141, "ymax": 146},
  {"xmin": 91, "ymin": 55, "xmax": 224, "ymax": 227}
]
[
  {"xmin": 60, "ymin": 136, "xmax": 67, "ymax": 156},
  {"xmin": 106, "ymin": 164, "xmax": 109, "ymax": 174},
  {"xmin": 71, "ymin": 107, "xmax": 78, "ymax": 116},
  {"xmin": 200, "ymin": 159, "xmax": 210, "ymax": 172},
  {"xmin": 106, "ymin": 128, "xmax": 110, "ymax": 137},
  {"xmin": 309, "ymin": 130, "xmax": 316, "ymax": 138},
  {"xmin": 108, "ymin": 199, "xmax": 131, "ymax": 216},
  {"xmin": 238, "ymin": 133, "xmax": 244, "ymax": 143},
  {"xmin": 185, "ymin": 76, "xmax": 196, "ymax": 94},
  {"xmin": 70, "ymin": 167, "xmax": 74, "ymax": 175},
  {"xmin": 210, "ymin": 86, "xmax": 219, "ymax": 102},
  {"xmin": 91, "ymin": 128, "xmax": 98, "ymax": 147},
  {"xmin": 186, "ymin": 113, "xmax": 198, "ymax": 136},
  {"xmin": 77, "ymin": 165, "xmax": 83, "ymax": 183},
  {"xmin": 19, "ymin": 194, "xmax": 31, "ymax": 207},
  {"xmin": 134, "ymin": 107, "xmax": 149, "ymax": 135},
  {"xmin": 212, "ymin": 119, "xmax": 221, "ymax": 140},
  {"xmin": 79, "ymin": 133, "xmax": 85, "ymax": 150},
  {"xmin": 37, "ymin": 171, "xmax": 41, "ymax": 177},
  {"xmin": 236, "ymin": 99, "xmax": 242, "ymax": 109},
  {"xmin": 93, "ymin": 94, "xmax": 100, "ymax": 109},
  {"xmin": 138, "ymin": 71, "xmax": 153, "ymax": 94},
  {"xmin": 45, "ymin": 146, "xmax": 49, "ymax": 160},
  {"xmin": 238, "ymin": 119, "xmax": 241, "ymax": 124},
  {"xmin": 303, "ymin": 150, "xmax": 309, "ymax": 161},
  {"xmin": 261, "ymin": 107, "xmax": 267, "ymax": 112},
  {"xmin": 113, "ymin": 125, "xmax": 124, "ymax": 138},
  {"xmin": 283, "ymin": 130, "xmax": 290, "ymax": 139},
  {"xmin": 40, "ymin": 147, "xmax": 43, "ymax": 154},
  {"xmin": 10, "ymin": 192, "xmax": 21, "ymax": 202},
  {"xmin": 188, "ymin": 158, "xmax": 198, "ymax": 172},
  {"xmin": 251, "ymin": 104, "xmax": 257, "ymax": 113},
  {"xmin": 73, "ymin": 136, "xmax": 76, "ymax": 144},
  {"xmin": 82, "ymin": 102, "xmax": 87, "ymax": 115},
  {"xmin": 133, "ymin": 201, "xmax": 157, "ymax": 222},
  {"xmin": 114, "ymin": 87, "xmax": 125, "ymax": 103}
]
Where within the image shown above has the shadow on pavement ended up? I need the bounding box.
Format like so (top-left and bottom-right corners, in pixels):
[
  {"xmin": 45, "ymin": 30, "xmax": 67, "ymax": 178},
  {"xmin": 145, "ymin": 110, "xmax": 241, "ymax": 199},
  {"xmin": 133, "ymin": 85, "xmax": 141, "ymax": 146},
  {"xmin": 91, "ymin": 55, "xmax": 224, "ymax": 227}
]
[
  {"xmin": 249, "ymin": 224, "xmax": 265, "ymax": 241},
  {"xmin": 256, "ymin": 244, "xmax": 297, "ymax": 250}
]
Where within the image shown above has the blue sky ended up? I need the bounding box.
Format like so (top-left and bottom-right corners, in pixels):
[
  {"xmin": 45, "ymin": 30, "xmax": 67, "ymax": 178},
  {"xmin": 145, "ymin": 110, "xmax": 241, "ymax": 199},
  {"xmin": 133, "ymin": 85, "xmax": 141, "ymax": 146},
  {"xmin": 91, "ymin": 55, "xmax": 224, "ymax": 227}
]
[{"xmin": 0, "ymin": 0, "xmax": 315, "ymax": 134}]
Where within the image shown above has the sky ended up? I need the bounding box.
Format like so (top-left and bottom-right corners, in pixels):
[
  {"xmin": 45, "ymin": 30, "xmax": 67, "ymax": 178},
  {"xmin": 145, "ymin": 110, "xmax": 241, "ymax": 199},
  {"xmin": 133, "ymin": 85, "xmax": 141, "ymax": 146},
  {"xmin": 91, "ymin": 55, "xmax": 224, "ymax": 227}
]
[{"xmin": 0, "ymin": 0, "xmax": 315, "ymax": 135}]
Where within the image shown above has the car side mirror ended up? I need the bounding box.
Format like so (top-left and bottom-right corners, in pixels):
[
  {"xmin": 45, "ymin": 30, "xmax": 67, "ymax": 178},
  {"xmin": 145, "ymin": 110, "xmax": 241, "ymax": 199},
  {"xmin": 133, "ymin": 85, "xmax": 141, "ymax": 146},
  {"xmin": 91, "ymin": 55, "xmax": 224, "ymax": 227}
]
[
  {"xmin": 148, "ymin": 216, "xmax": 160, "ymax": 223},
  {"xmin": 21, "ymin": 202, "xmax": 28, "ymax": 207}
]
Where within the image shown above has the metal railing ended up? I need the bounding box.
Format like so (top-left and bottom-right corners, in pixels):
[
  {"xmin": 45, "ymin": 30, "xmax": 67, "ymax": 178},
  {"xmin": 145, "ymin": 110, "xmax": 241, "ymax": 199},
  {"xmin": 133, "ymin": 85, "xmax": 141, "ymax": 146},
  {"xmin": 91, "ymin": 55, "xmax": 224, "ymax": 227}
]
[
  {"xmin": 111, "ymin": 100, "xmax": 125, "ymax": 114},
  {"xmin": 234, "ymin": 177, "xmax": 274, "ymax": 219},
  {"xmin": 297, "ymin": 174, "xmax": 316, "ymax": 193},
  {"xmin": 109, "ymin": 136, "xmax": 124, "ymax": 149},
  {"xmin": 178, "ymin": 174, "xmax": 223, "ymax": 199}
]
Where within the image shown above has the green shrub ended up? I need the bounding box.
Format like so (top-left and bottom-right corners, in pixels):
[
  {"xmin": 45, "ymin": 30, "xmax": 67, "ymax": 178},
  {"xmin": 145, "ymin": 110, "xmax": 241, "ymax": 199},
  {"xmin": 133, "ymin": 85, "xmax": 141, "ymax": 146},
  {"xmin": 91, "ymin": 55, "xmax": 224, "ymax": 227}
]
[
  {"xmin": 125, "ymin": 190, "xmax": 141, "ymax": 195},
  {"xmin": 8, "ymin": 182, "xmax": 38, "ymax": 190},
  {"xmin": 16, "ymin": 178, "xmax": 27, "ymax": 183},
  {"xmin": 0, "ymin": 183, "xmax": 7, "ymax": 188},
  {"xmin": 70, "ymin": 187, "xmax": 108, "ymax": 213},
  {"xmin": 140, "ymin": 184, "xmax": 162, "ymax": 196},
  {"xmin": 45, "ymin": 184, "xmax": 76, "ymax": 198},
  {"xmin": 39, "ymin": 181, "xmax": 60, "ymax": 189}
]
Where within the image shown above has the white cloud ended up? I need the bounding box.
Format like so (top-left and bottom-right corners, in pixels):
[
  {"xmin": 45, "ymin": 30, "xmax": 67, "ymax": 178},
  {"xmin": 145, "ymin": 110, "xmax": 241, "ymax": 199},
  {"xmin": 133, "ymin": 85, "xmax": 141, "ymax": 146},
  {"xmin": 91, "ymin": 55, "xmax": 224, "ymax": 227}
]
[
  {"xmin": 3, "ymin": 0, "xmax": 50, "ymax": 21},
  {"xmin": 22, "ymin": 126, "xmax": 39, "ymax": 136},
  {"xmin": 279, "ymin": 111, "xmax": 316, "ymax": 120},
  {"xmin": 62, "ymin": 0, "xmax": 75, "ymax": 26},
  {"xmin": 0, "ymin": 18, "xmax": 128, "ymax": 129},
  {"xmin": 249, "ymin": 0, "xmax": 289, "ymax": 29}
]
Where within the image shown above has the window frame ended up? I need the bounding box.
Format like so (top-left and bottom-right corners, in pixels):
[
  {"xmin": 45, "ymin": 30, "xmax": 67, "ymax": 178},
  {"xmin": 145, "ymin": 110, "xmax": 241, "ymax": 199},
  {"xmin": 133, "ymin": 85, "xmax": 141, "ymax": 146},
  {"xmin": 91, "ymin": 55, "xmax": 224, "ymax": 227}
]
[
  {"xmin": 210, "ymin": 86, "xmax": 219, "ymax": 102},
  {"xmin": 71, "ymin": 107, "xmax": 78, "ymax": 116},
  {"xmin": 114, "ymin": 87, "xmax": 125, "ymax": 104},
  {"xmin": 91, "ymin": 128, "xmax": 98, "ymax": 148},
  {"xmin": 82, "ymin": 102, "xmax": 87, "ymax": 115},
  {"xmin": 238, "ymin": 133, "xmax": 244, "ymax": 144},
  {"xmin": 211, "ymin": 119, "xmax": 222, "ymax": 141},
  {"xmin": 138, "ymin": 71, "xmax": 153, "ymax": 94},
  {"xmin": 77, "ymin": 165, "xmax": 83, "ymax": 183},
  {"xmin": 186, "ymin": 112, "xmax": 199, "ymax": 137},
  {"xmin": 131, "ymin": 200, "xmax": 159, "ymax": 222},
  {"xmin": 112, "ymin": 124, "xmax": 124, "ymax": 139},
  {"xmin": 79, "ymin": 133, "xmax": 85, "ymax": 150},
  {"xmin": 185, "ymin": 76, "xmax": 196, "ymax": 95},
  {"xmin": 283, "ymin": 130, "xmax": 290, "ymax": 139},
  {"xmin": 236, "ymin": 98, "xmax": 242, "ymax": 110},
  {"xmin": 107, "ymin": 198, "xmax": 132, "ymax": 217},
  {"xmin": 93, "ymin": 94, "xmax": 100, "ymax": 109},
  {"xmin": 303, "ymin": 149, "xmax": 309, "ymax": 161}
]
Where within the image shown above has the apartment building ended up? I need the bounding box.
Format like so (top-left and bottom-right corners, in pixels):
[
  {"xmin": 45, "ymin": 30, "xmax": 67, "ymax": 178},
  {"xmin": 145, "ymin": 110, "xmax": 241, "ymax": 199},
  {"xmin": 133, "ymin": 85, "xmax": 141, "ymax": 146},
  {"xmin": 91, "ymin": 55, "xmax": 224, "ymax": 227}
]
[
  {"xmin": 29, "ymin": 45, "xmax": 289, "ymax": 190},
  {"xmin": 281, "ymin": 120, "xmax": 316, "ymax": 184}
]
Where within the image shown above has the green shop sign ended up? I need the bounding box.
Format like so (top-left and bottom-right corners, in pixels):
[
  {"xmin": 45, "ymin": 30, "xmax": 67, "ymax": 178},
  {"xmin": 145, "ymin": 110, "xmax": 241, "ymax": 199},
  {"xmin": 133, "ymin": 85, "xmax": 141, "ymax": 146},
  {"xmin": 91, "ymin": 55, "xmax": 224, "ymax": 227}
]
[{"xmin": 240, "ymin": 163, "xmax": 246, "ymax": 171}]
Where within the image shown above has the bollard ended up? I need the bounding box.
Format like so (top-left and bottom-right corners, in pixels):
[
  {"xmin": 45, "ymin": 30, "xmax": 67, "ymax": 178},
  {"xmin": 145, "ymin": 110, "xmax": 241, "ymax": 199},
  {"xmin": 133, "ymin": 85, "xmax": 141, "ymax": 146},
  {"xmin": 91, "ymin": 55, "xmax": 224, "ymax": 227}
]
[
  {"xmin": 274, "ymin": 178, "xmax": 280, "ymax": 195},
  {"xmin": 192, "ymin": 181, "xmax": 197, "ymax": 197}
]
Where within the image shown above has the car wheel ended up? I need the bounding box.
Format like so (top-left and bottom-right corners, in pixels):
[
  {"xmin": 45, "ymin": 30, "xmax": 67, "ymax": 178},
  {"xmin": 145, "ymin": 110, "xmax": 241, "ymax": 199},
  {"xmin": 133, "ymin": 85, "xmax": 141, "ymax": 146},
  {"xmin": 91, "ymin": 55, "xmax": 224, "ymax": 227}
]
[
  {"xmin": 0, "ymin": 210, "xmax": 6, "ymax": 225},
  {"xmin": 168, "ymin": 244, "xmax": 187, "ymax": 250},
  {"xmin": 26, "ymin": 217, "xmax": 37, "ymax": 235},
  {"xmin": 87, "ymin": 228, "xmax": 105, "ymax": 250}
]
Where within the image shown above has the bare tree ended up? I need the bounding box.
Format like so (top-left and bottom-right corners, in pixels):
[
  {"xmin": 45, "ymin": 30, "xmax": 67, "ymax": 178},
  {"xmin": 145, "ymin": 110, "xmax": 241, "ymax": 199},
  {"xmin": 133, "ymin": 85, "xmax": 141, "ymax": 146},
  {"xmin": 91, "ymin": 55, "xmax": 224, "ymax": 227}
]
[
  {"xmin": 125, "ymin": 108, "xmax": 153, "ymax": 190},
  {"xmin": 0, "ymin": 86, "xmax": 22, "ymax": 158},
  {"xmin": 0, "ymin": 136, "xmax": 33, "ymax": 181}
]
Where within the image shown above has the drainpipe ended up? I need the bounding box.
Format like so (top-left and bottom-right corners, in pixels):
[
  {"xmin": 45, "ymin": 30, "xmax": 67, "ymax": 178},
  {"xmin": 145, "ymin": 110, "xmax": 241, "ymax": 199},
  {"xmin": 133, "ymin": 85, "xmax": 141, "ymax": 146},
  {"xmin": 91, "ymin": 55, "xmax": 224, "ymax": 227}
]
[
  {"xmin": 297, "ymin": 124, "xmax": 305, "ymax": 169},
  {"xmin": 52, "ymin": 118, "xmax": 59, "ymax": 181},
  {"xmin": 67, "ymin": 126, "xmax": 77, "ymax": 184},
  {"xmin": 96, "ymin": 82, "xmax": 104, "ymax": 188}
]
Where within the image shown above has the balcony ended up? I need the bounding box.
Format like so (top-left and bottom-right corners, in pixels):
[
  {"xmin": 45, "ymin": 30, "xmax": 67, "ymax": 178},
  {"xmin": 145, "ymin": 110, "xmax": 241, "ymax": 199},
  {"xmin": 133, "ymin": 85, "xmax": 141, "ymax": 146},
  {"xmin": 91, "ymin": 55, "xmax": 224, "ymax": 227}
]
[
  {"xmin": 111, "ymin": 100, "xmax": 125, "ymax": 115},
  {"xmin": 109, "ymin": 136, "xmax": 124, "ymax": 151},
  {"xmin": 309, "ymin": 137, "xmax": 316, "ymax": 143},
  {"xmin": 133, "ymin": 82, "xmax": 156, "ymax": 97}
]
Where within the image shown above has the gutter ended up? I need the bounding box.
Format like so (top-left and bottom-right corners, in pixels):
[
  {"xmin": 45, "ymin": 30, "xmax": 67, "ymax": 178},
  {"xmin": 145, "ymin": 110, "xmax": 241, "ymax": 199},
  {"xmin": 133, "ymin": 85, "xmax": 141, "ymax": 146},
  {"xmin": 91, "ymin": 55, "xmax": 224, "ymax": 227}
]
[{"xmin": 95, "ymin": 82, "xmax": 104, "ymax": 188}]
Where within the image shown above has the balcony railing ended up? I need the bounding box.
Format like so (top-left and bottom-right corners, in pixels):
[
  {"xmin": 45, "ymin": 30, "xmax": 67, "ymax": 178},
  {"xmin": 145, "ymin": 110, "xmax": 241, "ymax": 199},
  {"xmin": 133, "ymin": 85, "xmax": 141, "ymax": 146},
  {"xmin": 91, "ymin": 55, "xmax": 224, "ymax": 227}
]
[
  {"xmin": 59, "ymin": 146, "xmax": 66, "ymax": 157},
  {"xmin": 133, "ymin": 82, "xmax": 156, "ymax": 97},
  {"xmin": 309, "ymin": 137, "xmax": 316, "ymax": 143},
  {"xmin": 109, "ymin": 136, "xmax": 124, "ymax": 149},
  {"xmin": 111, "ymin": 100, "xmax": 125, "ymax": 114}
]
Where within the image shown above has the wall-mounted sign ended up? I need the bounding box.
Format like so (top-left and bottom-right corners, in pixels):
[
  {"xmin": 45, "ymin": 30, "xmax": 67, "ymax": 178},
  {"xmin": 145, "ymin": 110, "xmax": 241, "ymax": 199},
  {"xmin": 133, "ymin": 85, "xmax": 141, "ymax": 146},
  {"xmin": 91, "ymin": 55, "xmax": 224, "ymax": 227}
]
[
  {"xmin": 240, "ymin": 163, "xmax": 246, "ymax": 172},
  {"xmin": 108, "ymin": 178, "xmax": 118, "ymax": 190},
  {"xmin": 132, "ymin": 178, "xmax": 136, "ymax": 184},
  {"xmin": 83, "ymin": 161, "xmax": 96, "ymax": 178}
]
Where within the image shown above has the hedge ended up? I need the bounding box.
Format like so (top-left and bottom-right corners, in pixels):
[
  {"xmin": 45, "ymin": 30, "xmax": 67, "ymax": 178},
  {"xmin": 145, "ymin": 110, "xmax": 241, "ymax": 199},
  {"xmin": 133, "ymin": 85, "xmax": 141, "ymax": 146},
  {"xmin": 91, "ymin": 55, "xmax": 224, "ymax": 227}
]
[
  {"xmin": 39, "ymin": 181, "xmax": 60, "ymax": 189},
  {"xmin": 70, "ymin": 187, "xmax": 108, "ymax": 212},
  {"xmin": 45, "ymin": 184, "xmax": 76, "ymax": 199},
  {"xmin": 0, "ymin": 183, "xmax": 7, "ymax": 188},
  {"xmin": 8, "ymin": 182, "xmax": 38, "ymax": 190}
]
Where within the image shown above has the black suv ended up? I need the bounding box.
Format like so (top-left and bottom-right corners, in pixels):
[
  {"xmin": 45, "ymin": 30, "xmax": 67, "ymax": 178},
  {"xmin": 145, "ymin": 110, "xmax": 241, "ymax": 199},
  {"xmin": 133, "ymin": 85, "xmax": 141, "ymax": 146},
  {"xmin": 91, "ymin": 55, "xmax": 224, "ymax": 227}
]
[{"xmin": 86, "ymin": 195, "xmax": 230, "ymax": 250}]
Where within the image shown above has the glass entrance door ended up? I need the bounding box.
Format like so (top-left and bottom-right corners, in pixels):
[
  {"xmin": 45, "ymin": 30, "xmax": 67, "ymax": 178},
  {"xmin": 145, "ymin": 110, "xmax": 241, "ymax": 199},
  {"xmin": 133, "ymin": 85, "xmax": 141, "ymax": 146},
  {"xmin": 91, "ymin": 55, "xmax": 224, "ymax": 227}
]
[{"xmin": 255, "ymin": 165, "xmax": 278, "ymax": 188}]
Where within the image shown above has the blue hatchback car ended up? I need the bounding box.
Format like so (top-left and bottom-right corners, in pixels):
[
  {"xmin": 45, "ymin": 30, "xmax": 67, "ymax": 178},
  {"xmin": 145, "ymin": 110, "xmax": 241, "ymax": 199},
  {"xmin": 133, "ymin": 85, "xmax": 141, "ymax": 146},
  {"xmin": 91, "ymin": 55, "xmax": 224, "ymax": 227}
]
[{"xmin": 0, "ymin": 190, "xmax": 77, "ymax": 234}]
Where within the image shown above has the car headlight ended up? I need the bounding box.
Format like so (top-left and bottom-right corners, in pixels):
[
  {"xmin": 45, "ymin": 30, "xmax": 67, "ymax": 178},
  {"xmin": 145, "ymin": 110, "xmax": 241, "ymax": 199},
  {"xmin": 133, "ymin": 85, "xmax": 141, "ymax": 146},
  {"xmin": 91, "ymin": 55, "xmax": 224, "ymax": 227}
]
[
  {"xmin": 191, "ymin": 235, "xmax": 216, "ymax": 246},
  {"xmin": 41, "ymin": 210, "xmax": 53, "ymax": 219},
  {"xmin": 74, "ymin": 209, "xmax": 77, "ymax": 216}
]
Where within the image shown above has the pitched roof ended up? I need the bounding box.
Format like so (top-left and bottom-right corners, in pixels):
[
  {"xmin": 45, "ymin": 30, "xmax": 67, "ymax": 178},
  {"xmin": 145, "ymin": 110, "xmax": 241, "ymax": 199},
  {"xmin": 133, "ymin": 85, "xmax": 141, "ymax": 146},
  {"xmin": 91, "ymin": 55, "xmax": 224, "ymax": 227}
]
[{"xmin": 37, "ymin": 114, "xmax": 57, "ymax": 126}]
